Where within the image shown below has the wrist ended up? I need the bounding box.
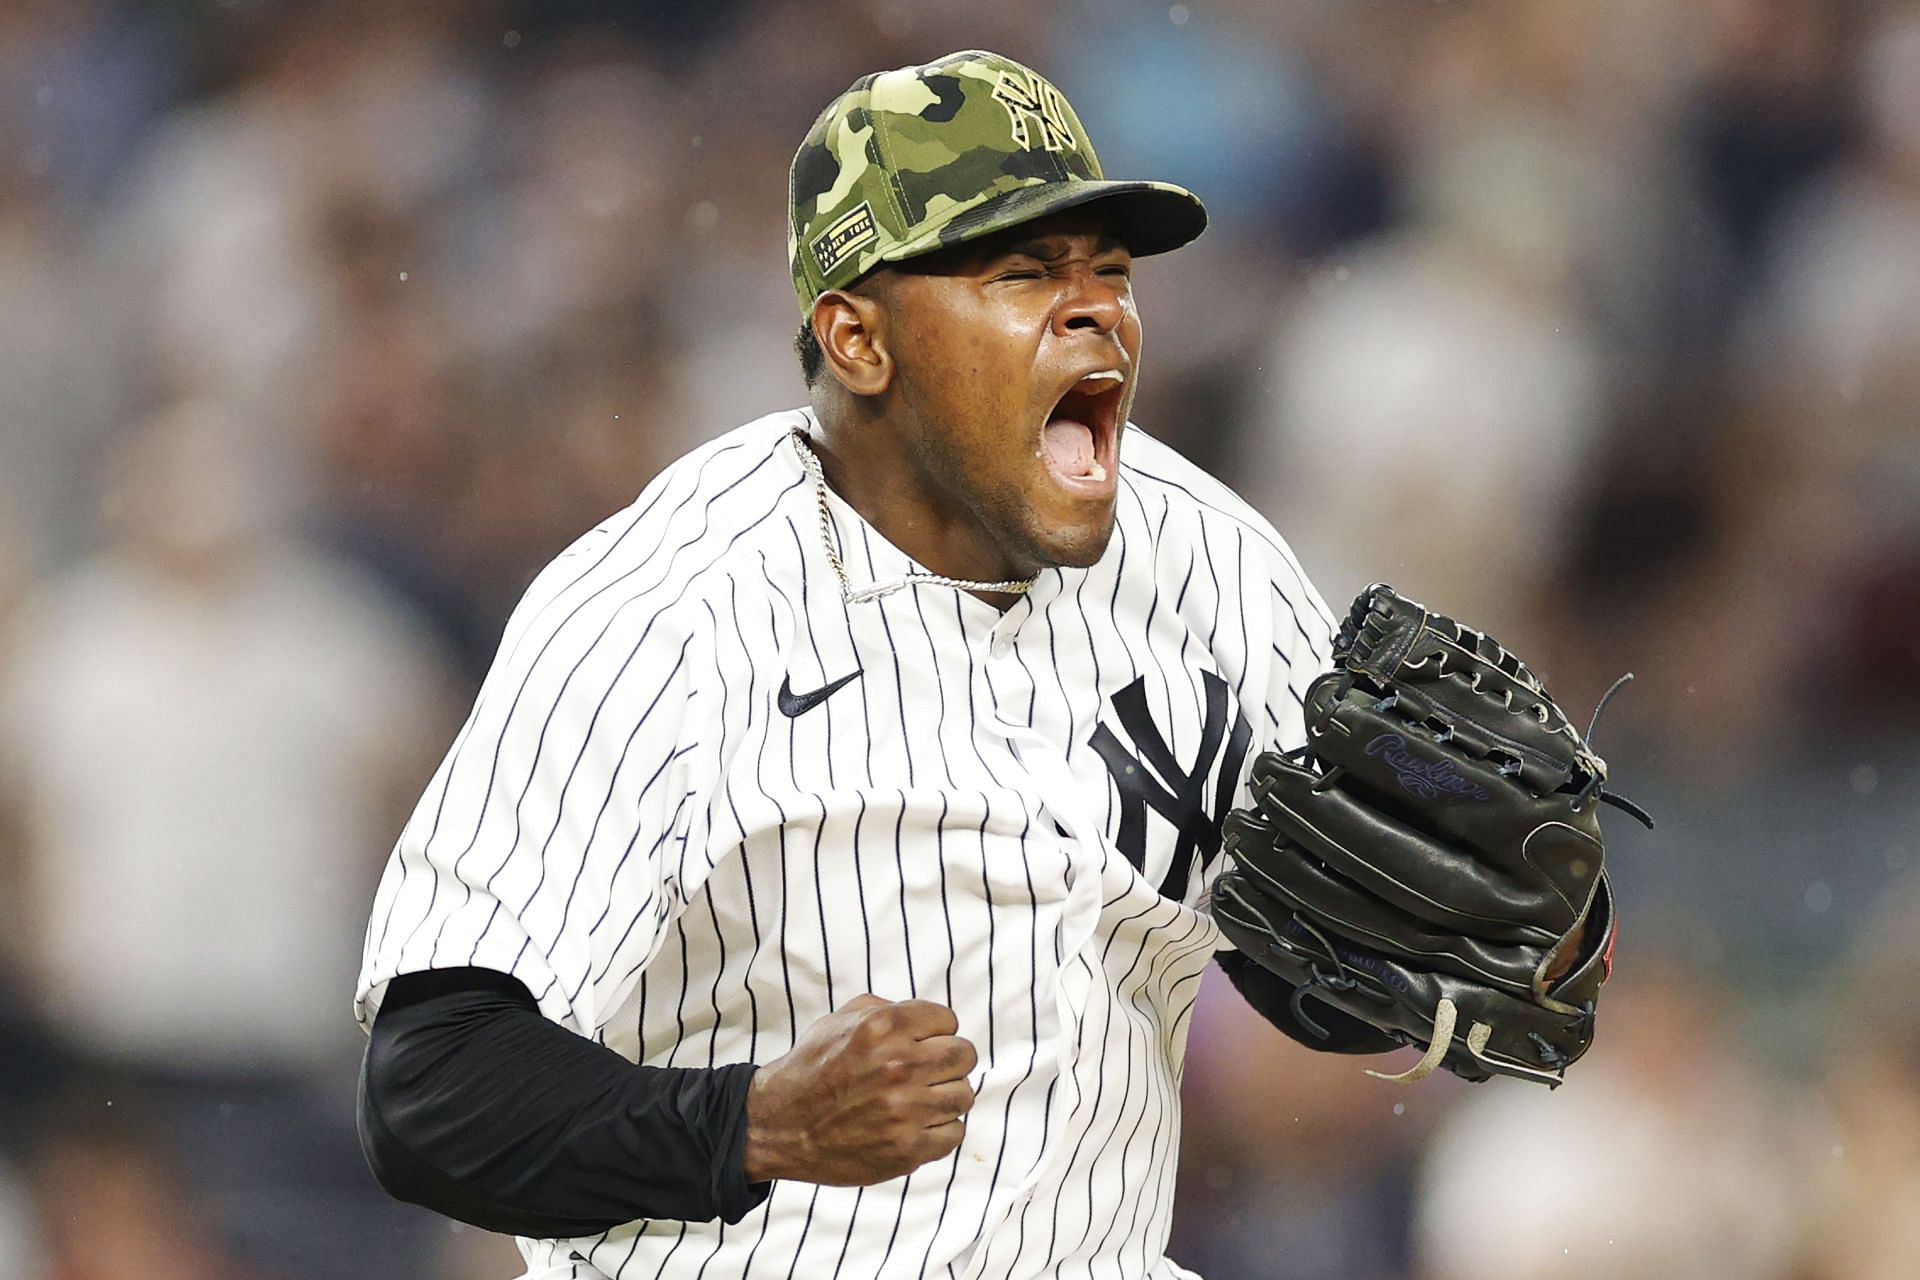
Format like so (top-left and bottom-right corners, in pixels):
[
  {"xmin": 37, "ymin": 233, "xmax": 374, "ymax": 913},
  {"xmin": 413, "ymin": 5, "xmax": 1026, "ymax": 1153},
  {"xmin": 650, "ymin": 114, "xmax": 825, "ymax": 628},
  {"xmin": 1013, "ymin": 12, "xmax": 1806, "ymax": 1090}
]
[{"xmin": 740, "ymin": 1070, "xmax": 794, "ymax": 1184}]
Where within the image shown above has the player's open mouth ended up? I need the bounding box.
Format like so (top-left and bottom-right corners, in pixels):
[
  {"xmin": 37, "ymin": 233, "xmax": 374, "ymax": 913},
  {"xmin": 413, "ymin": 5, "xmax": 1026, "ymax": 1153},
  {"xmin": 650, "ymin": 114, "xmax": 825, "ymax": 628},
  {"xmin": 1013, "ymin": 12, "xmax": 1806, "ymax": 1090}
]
[{"xmin": 1040, "ymin": 368, "xmax": 1124, "ymax": 495}]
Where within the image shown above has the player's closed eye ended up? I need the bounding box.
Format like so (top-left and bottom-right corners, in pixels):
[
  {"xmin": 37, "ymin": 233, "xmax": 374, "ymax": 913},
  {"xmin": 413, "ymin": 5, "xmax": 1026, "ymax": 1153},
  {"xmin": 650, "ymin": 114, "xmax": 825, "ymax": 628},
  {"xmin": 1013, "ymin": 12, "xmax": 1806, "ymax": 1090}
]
[{"xmin": 992, "ymin": 260, "xmax": 1129, "ymax": 284}]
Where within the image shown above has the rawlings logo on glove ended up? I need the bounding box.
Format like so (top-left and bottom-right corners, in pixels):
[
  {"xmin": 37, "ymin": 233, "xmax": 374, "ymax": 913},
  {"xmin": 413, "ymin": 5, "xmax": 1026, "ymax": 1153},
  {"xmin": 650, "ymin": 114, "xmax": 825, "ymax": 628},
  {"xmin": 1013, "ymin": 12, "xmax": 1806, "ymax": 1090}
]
[{"xmin": 1363, "ymin": 733, "xmax": 1491, "ymax": 801}]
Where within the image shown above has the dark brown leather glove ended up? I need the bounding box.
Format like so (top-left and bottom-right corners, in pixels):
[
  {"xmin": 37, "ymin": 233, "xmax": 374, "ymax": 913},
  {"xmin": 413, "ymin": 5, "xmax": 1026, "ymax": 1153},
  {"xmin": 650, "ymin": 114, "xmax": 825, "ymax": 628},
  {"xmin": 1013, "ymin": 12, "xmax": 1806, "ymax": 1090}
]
[{"xmin": 1210, "ymin": 584, "xmax": 1650, "ymax": 1086}]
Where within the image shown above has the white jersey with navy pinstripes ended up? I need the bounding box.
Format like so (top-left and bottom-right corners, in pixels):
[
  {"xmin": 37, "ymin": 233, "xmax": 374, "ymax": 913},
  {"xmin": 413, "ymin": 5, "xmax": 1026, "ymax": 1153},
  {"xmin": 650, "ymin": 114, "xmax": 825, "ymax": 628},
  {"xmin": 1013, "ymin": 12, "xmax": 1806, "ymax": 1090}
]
[{"xmin": 355, "ymin": 408, "xmax": 1337, "ymax": 1280}]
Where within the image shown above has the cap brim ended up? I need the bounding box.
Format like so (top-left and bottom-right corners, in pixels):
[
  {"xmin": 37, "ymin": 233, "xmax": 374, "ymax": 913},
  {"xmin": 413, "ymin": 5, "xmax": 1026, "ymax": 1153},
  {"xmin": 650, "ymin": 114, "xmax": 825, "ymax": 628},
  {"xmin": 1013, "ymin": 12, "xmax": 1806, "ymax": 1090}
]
[{"xmin": 882, "ymin": 178, "xmax": 1208, "ymax": 269}]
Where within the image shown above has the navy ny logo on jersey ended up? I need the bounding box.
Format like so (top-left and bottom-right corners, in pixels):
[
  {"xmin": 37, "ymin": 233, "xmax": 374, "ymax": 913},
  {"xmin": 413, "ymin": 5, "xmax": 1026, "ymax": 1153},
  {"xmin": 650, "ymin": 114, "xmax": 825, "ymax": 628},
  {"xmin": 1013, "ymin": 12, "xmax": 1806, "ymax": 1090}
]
[{"xmin": 1089, "ymin": 672, "xmax": 1253, "ymax": 902}]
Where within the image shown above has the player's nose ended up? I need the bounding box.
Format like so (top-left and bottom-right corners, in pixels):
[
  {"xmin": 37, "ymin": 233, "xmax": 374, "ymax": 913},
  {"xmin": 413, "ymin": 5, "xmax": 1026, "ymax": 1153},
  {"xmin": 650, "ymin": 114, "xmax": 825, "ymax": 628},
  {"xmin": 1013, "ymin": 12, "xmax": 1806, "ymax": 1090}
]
[{"xmin": 1053, "ymin": 266, "xmax": 1127, "ymax": 338}]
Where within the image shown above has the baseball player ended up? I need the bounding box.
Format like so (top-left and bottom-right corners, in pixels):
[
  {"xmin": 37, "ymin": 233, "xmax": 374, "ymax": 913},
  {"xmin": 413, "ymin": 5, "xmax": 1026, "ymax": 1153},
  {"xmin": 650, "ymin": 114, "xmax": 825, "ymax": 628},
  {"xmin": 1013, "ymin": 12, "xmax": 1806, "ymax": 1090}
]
[{"xmin": 355, "ymin": 49, "xmax": 1621, "ymax": 1280}]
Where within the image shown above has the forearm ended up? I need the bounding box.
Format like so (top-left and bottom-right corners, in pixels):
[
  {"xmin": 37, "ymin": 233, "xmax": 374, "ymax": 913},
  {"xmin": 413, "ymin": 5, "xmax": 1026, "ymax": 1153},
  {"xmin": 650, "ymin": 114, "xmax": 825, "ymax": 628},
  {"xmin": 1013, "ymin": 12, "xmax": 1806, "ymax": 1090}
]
[{"xmin": 359, "ymin": 967, "xmax": 768, "ymax": 1237}]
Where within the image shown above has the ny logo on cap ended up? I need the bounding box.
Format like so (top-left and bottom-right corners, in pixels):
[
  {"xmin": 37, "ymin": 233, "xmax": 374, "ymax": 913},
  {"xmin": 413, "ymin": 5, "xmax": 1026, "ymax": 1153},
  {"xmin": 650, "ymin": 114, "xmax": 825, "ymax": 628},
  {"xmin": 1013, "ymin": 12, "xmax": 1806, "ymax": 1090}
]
[{"xmin": 992, "ymin": 69, "xmax": 1075, "ymax": 153}]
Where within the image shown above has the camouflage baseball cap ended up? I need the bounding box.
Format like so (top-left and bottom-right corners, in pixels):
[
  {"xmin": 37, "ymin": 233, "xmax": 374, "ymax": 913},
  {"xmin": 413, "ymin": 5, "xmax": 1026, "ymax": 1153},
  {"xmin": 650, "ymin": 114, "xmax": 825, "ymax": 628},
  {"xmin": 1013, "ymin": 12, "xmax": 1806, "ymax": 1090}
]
[{"xmin": 788, "ymin": 50, "xmax": 1208, "ymax": 318}]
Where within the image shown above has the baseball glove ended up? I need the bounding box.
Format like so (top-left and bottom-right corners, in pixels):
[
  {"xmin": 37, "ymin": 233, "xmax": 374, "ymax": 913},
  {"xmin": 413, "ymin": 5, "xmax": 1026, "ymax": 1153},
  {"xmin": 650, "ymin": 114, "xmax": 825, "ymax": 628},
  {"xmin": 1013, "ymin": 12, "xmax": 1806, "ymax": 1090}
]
[{"xmin": 1210, "ymin": 584, "xmax": 1651, "ymax": 1087}]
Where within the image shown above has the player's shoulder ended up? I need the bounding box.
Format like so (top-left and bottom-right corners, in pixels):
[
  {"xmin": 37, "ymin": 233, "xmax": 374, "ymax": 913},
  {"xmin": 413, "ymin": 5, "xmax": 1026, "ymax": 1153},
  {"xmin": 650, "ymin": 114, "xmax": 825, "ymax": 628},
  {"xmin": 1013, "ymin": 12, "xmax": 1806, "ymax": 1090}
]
[
  {"xmin": 554, "ymin": 410, "xmax": 806, "ymax": 584},
  {"xmin": 1115, "ymin": 421, "xmax": 1340, "ymax": 659},
  {"xmin": 499, "ymin": 411, "xmax": 810, "ymax": 657},
  {"xmin": 613, "ymin": 409, "xmax": 808, "ymax": 542},
  {"xmin": 1116, "ymin": 422, "xmax": 1313, "ymax": 578}
]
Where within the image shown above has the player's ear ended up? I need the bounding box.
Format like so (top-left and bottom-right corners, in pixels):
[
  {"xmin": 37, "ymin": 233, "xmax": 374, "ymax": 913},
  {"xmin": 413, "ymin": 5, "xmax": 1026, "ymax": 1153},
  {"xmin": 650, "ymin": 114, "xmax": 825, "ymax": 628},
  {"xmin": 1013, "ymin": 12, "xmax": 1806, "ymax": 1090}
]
[{"xmin": 813, "ymin": 286, "xmax": 893, "ymax": 398}]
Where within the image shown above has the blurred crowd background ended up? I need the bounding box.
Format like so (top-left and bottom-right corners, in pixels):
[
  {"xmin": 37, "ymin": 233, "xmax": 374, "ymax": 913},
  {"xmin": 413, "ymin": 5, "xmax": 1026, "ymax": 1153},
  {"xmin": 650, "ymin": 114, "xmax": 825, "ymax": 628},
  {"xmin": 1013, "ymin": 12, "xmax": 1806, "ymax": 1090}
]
[{"xmin": 0, "ymin": 0, "xmax": 1917, "ymax": 1277}]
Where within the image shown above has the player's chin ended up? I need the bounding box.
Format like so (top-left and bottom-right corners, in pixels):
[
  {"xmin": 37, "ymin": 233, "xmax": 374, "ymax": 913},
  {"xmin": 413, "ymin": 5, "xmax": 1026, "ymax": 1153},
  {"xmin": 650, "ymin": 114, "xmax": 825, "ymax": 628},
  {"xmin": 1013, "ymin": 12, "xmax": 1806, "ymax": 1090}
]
[{"xmin": 1019, "ymin": 500, "xmax": 1118, "ymax": 571}]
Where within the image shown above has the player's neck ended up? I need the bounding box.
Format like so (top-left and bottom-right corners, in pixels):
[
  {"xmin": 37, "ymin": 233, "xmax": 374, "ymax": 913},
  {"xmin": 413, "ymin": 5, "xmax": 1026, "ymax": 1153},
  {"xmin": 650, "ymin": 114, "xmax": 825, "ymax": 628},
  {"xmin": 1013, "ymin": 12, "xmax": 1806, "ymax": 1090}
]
[{"xmin": 806, "ymin": 408, "xmax": 1030, "ymax": 608}]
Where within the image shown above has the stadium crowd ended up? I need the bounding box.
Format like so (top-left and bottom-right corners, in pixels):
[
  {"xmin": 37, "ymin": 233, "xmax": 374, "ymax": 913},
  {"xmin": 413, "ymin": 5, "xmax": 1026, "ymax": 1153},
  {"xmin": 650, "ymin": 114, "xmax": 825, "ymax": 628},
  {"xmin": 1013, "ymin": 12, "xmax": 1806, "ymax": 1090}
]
[{"xmin": 1, "ymin": 1, "xmax": 1917, "ymax": 1277}]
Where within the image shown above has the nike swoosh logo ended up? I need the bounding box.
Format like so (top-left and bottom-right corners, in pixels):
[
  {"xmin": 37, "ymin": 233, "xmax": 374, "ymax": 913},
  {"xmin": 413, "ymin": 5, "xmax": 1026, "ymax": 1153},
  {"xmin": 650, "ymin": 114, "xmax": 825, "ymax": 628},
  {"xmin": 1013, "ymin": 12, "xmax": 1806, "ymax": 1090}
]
[{"xmin": 778, "ymin": 669, "xmax": 863, "ymax": 717}]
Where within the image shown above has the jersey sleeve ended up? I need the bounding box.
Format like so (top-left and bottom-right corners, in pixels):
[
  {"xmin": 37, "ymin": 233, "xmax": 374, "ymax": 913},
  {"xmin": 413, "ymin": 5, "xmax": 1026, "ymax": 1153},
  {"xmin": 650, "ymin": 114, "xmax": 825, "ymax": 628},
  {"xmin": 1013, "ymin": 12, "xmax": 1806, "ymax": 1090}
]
[
  {"xmin": 355, "ymin": 546, "xmax": 715, "ymax": 1038},
  {"xmin": 1252, "ymin": 532, "xmax": 1339, "ymax": 760}
]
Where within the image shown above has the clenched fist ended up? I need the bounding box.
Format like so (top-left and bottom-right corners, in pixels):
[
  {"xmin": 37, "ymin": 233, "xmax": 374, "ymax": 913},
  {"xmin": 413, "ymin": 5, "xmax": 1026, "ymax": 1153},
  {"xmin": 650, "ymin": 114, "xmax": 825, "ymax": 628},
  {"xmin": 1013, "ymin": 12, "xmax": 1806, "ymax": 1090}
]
[{"xmin": 742, "ymin": 995, "xmax": 978, "ymax": 1186}]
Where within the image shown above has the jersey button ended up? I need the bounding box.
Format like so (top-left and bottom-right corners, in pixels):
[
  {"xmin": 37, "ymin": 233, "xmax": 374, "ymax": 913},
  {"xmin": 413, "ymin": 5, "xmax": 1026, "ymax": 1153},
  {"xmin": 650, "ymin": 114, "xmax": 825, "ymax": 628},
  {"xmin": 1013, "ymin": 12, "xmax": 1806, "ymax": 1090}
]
[{"xmin": 990, "ymin": 636, "xmax": 1013, "ymax": 659}]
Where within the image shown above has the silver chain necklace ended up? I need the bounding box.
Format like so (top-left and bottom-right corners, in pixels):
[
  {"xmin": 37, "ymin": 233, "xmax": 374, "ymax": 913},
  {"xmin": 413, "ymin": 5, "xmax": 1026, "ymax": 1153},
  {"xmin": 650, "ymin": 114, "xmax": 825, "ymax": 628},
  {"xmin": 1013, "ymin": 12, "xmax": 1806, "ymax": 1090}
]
[{"xmin": 791, "ymin": 429, "xmax": 1039, "ymax": 605}]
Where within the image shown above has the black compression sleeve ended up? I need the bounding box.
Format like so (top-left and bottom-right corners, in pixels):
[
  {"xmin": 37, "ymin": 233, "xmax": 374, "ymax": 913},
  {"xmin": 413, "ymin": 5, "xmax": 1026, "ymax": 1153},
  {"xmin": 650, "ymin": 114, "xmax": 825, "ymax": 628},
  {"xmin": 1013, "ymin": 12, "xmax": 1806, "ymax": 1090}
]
[
  {"xmin": 358, "ymin": 968, "xmax": 770, "ymax": 1237},
  {"xmin": 1215, "ymin": 949, "xmax": 1402, "ymax": 1056}
]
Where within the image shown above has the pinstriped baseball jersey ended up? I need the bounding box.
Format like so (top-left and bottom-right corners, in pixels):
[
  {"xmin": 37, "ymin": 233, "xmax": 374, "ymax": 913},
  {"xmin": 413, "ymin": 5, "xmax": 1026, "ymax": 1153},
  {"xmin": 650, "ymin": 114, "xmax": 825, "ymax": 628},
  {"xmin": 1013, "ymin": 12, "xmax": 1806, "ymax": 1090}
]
[{"xmin": 355, "ymin": 408, "xmax": 1336, "ymax": 1280}]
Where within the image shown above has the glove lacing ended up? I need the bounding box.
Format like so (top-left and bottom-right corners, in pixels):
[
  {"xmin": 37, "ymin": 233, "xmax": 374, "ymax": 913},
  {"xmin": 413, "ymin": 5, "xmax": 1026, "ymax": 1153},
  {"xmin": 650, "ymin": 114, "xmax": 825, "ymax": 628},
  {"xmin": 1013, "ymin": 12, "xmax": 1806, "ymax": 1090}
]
[
  {"xmin": 1281, "ymin": 912, "xmax": 1394, "ymax": 1040},
  {"xmin": 1570, "ymin": 672, "xmax": 1655, "ymax": 828},
  {"xmin": 1364, "ymin": 998, "xmax": 1490, "ymax": 1085},
  {"xmin": 1212, "ymin": 874, "xmax": 1392, "ymax": 1042}
]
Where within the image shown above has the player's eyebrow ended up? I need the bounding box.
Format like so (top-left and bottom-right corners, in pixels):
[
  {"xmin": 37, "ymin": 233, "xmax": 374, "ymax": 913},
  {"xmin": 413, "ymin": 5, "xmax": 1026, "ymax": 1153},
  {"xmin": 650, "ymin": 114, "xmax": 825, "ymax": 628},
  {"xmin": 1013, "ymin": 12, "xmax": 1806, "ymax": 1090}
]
[
  {"xmin": 983, "ymin": 235, "xmax": 1128, "ymax": 272},
  {"xmin": 996, "ymin": 233, "xmax": 1128, "ymax": 262}
]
